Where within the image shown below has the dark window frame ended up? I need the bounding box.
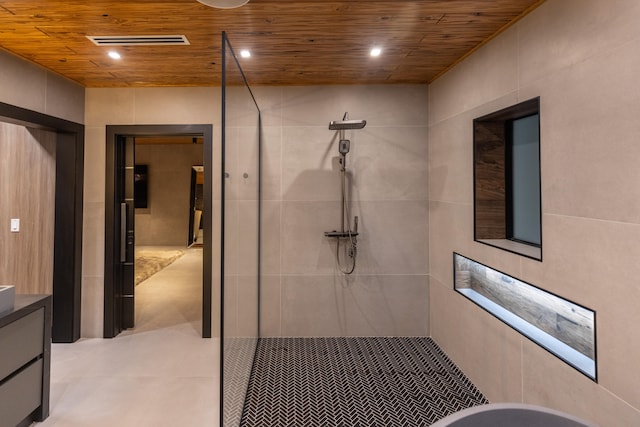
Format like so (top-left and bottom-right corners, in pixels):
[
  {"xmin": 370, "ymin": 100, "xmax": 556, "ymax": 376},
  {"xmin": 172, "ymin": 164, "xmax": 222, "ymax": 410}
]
[{"xmin": 473, "ymin": 97, "xmax": 542, "ymax": 260}]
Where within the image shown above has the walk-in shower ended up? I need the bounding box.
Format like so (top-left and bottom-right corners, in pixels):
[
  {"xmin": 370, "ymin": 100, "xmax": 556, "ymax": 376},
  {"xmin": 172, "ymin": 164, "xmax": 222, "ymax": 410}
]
[{"xmin": 325, "ymin": 112, "xmax": 366, "ymax": 274}]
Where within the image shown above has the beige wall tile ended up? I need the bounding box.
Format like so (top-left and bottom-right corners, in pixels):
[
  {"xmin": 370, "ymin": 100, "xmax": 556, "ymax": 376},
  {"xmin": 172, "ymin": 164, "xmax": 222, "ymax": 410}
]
[
  {"xmin": 281, "ymin": 275, "xmax": 343, "ymax": 336},
  {"xmin": 261, "ymin": 201, "xmax": 281, "ymax": 275},
  {"xmin": 281, "ymin": 201, "xmax": 342, "ymax": 275},
  {"xmin": 82, "ymin": 84, "xmax": 429, "ymax": 339},
  {"xmin": 223, "ymin": 200, "xmax": 239, "ymax": 275},
  {"xmin": 81, "ymin": 202, "xmax": 105, "ymax": 277},
  {"xmin": 81, "ymin": 276, "xmax": 104, "ymax": 338},
  {"xmin": 428, "ymin": 94, "xmax": 517, "ymax": 205},
  {"xmin": 236, "ymin": 200, "xmax": 260, "ymax": 276},
  {"xmin": 429, "ymin": 27, "xmax": 518, "ymax": 125},
  {"xmin": 84, "ymin": 87, "xmax": 222, "ymax": 337},
  {"xmin": 281, "ymin": 274, "xmax": 428, "ymax": 337},
  {"xmin": 261, "ymin": 126, "xmax": 282, "ymax": 201},
  {"xmin": 341, "ymin": 275, "xmax": 428, "ymax": 337},
  {"xmin": 352, "ymin": 126, "xmax": 428, "ymax": 201},
  {"xmin": 45, "ymin": 72, "xmax": 85, "ymax": 124},
  {"xmin": 354, "ymin": 201, "xmax": 428, "ymax": 275},
  {"xmin": 428, "ymin": 116, "xmax": 473, "ymax": 205},
  {"xmin": 252, "ymin": 86, "xmax": 283, "ymax": 128},
  {"xmin": 522, "ymin": 339, "xmax": 640, "ymax": 427},
  {"xmin": 83, "ymin": 127, "xmax": 106, "ymax": 204},
  {"xmin": 259, "ymin": 275, "xmax": 281, "ymax": 337},
  {"xmin": 223, "ymin": 127, "xmax": 240, "ymax": 201},
  {"xmin": 518, "ymin": 0, "xmax": 640, "ymax": 87},
  {"xmin": 521, "ymin": 214, "xmax": 640, "ymax": 409},
  {"xmin": 236, "ymin": 275, "xmax": 259, "ymax": 337},
  {"xmin": 528, "ymin": 40, "xmax": 640, "ymax": 223},
  {"xmin": 429, "ymin": 0, "xmax": 640, "ymax": 419},
  {"xmin": 224, "ymin": 86, "xmax": 260, "ymax": 128},
  {"xmin": 134, "ymin": 87, "xmax": 220, "ymax": 124},
  {"xmin": 280, "ymin": 199, "xmax": 430, "ymax": 276},
  {"xmin": 235, "ymin": 126, "xmax": 261, "ymax": 201},
  {"xmin": 0, "ymin": 49, "xmax": 47, "ymax": 113},
  {"xmin": 428, "ymin": 201, "xmax": 474, "ymax": 286},
  {"xmin": 281, "ymin": 85, "xmax": 428, "ymax": 128},
  {"xmin": 0, "ymin": 49, "xmax": 84, "ymax": 123},
  {"xmin": 223, "ymin": 275, "xmax": 238, "ymax": 337},
  {"xmin": 85, "ymin": 88, "xmax": 135, "ymax": 125},
  {"xmin": 281, "ymin": 126, "xmax": 342, "ymax": 202},
  {"xmin": 430, "ymin": 277, "xmax": 523, "ymax": 403}
]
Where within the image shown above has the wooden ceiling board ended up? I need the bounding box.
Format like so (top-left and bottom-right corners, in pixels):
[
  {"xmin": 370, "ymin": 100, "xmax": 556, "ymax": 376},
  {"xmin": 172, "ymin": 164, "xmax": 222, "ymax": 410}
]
[{"xmin": 0, "ymin": 0, "xmax": 545, "ymax": 87}]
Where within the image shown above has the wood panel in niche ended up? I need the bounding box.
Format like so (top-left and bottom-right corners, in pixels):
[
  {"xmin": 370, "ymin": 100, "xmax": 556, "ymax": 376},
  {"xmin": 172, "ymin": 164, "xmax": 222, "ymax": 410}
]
[
  {"xmin": 0, "ymin": 122, "xmax": 56, "ymax": 294},
  {"xmin": 474, "ymin": 120, "xmax": 506, "ymax": 239}
]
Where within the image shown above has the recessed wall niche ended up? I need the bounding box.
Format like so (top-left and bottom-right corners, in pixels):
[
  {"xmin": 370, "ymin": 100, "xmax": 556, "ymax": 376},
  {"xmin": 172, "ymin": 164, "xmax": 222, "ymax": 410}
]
[
  {"xmin": 454, "ymin": 253, "xmax": 596, "ymax": 380},
  {"xmin": 473, "ymin": 97, "xmax": 542, "ymax": 260}
]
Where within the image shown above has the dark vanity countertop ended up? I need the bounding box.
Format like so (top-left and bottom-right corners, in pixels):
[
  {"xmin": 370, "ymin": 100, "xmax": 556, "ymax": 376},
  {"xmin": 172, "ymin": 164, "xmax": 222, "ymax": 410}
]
[{"xmin": 0, "ymin": 294, "xmax": 52, "ymax": 328}]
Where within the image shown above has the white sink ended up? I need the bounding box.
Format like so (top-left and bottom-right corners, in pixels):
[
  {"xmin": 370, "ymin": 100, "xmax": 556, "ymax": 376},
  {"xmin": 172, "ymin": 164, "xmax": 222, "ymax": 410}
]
[{"xmin": 0, "ymin": 285, "xmax": 15, "ymax": 314}]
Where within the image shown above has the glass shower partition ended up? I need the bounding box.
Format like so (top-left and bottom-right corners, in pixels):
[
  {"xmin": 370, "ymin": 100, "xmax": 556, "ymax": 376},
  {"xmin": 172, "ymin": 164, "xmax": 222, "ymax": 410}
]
[{"xmin": 220, "ymin": 32, "xmax": 261, "ymax": 427}]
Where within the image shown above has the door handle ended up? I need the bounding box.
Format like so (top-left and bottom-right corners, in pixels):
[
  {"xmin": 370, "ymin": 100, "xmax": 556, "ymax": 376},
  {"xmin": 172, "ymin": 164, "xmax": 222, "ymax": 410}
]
[{"xmin": 120, "ymin": 202, "xmax": 127, "ymax": 262}]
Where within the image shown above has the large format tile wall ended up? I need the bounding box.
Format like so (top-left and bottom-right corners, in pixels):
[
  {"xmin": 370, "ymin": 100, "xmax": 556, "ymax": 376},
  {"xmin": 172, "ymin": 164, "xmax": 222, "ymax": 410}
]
[
  {"xmin": 83, "ymin": 87, "xmax": 222, "ymax": 338},
  {"xmin": 0, "ymin": 49, "xmax": 84, "ymax": 123},
  {"xmin": 255, "ymin": 85, "xmax": 429, "ymax": 337},
  {"xmin": 428, "ymin": 0, "xmax": 640, "ymax": 425},
  {"xmin": 83, "ymin": 85, "xmax": 429, "ymax": 339}
]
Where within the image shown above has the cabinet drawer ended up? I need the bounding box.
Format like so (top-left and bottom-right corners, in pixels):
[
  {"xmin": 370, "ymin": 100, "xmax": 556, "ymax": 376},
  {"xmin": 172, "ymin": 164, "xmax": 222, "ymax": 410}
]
[
  {"xmin": 0, "ymin": 308, "xmax": 44, "ymax": 381},
  {"xmin": 0, "ymin": 358, "xmax": 43, "ymax": 427}
]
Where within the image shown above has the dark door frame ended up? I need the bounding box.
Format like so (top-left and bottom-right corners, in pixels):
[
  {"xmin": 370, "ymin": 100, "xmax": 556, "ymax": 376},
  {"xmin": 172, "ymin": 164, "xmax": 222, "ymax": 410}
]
[
  {"xmin": 104, "ymin": 124, "xmax": 213, "ymax": 338},
  {"xmin": 0, "ymin": 101, "xmax": 84, "ymax": 343}
]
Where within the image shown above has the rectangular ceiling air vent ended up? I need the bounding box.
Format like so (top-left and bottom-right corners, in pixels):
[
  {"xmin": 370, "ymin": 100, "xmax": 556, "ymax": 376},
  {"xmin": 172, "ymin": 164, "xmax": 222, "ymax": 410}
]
[{"xmin": 87, "ymin": 35, "xmax": 190, "ymax": 46}]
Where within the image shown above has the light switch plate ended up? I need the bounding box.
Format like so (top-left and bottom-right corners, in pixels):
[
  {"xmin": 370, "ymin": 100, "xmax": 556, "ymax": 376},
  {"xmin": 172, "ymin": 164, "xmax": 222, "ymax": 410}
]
[{"xmin": 10, "ymin": 218, "xmax": 19, "ymax": 232}]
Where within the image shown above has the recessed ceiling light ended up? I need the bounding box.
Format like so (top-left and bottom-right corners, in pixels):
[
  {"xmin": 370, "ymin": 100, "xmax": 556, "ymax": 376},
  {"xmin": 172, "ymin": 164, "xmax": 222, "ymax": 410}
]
[
  {"xmin": 108, "ymin": 51, "xmax": 121, "ymax": 59},
  {"xmin": 240, "ymin": 50, "xmax": 251, "ymax": 58},
  {"xmin": 197, "ymin": 0, "xmax": 249, "ymax": 9},
  {"xmin": 370, "ymin": 47, "xmax": 382, "ymax": 57}
]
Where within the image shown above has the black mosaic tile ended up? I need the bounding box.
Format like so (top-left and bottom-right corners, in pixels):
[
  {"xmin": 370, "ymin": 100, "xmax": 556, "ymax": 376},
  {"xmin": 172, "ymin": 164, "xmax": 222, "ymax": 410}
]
[{"xmin": 239, "ymin": 337, "xmax": 488, "ymax": 427}]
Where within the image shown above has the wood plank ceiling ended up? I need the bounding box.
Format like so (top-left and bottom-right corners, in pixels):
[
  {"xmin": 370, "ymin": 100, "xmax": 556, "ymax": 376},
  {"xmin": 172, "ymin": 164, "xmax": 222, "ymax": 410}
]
[{"xmin": 0, "ymin": 0, "xmax": 545, "ymax": 87}]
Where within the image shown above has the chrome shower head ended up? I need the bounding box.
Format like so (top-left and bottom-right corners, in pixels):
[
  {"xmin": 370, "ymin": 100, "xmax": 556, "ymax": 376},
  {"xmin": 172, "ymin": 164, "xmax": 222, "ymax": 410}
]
[{"xmin": 329, "ymin": 119, "xmax": 367, "ymax": 130}]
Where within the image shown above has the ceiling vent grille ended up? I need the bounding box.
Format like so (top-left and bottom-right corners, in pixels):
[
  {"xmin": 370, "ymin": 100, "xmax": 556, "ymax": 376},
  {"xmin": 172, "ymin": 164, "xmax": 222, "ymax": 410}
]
[{"xmin": 87, "ymin": 35, "xmax": 190, "ymax": 46}]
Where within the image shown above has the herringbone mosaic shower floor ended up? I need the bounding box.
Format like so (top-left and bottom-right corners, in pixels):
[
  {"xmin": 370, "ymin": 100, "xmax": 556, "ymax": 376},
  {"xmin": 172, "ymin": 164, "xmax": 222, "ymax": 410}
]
[{"xmin": 240, "ymin": 337, "xmax": 488, "ymax": 426}]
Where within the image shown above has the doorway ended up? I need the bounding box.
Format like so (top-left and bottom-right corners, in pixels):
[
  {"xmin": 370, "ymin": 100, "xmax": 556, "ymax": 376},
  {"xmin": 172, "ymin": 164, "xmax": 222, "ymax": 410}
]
[
  {"xmin": 104, "ymin": 124, "xmax": 212, "ymax": 338},
  {"xmin": 0, "ymin": 101, "xmax": 84, "ymax": 343}
]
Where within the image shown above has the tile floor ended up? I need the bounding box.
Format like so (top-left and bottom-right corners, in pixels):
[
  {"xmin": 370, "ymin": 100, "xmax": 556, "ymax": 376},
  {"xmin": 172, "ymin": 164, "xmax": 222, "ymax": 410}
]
[
  {"xmin": 240, "ymin": 337, "xmax": 488, "ymax": 426},
  {"xmin": 35, "ymin": 247, "xmax": 219, "ymax": 427}
]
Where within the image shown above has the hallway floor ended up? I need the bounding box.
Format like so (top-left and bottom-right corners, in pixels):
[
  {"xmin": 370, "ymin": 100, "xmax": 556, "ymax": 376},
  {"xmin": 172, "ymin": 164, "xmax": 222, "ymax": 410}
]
[{"xmin": 36, "ymin": 247, "xmax": 219, "ymax": 427}]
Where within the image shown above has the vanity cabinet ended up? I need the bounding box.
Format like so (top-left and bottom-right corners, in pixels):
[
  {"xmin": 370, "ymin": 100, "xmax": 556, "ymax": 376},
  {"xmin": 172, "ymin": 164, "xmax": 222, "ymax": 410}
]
[{"xmin": 0, "ymin": 295, "xmax": 51, "ymax": 427}]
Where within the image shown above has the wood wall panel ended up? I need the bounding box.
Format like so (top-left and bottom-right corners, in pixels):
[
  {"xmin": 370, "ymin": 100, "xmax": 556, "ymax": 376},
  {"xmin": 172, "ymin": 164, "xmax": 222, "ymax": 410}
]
[
  {"xmin": 0, "ymin": 122, "xmax": 56, "ymax": 294},
  {"xmin": 474, "ymin": 120, "xmax": 506, "ymax": 239}
]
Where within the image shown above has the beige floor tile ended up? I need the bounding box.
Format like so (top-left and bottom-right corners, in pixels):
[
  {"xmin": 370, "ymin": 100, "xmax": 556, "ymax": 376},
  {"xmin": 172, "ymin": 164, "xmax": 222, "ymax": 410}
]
[{"xmin": 37, "ymin": 248, "xmax": 220, "ymax": 427}]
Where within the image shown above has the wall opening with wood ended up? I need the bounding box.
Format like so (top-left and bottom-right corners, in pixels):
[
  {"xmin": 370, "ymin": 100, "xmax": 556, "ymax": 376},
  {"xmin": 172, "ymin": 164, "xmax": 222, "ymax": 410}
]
[
  {"xmin": 0, "ymin": 121, "xmax": 56, "ymax": 294},
  {"xmin": 454, "ymin": 252, "xmax": 596, "ymax": 380}
]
